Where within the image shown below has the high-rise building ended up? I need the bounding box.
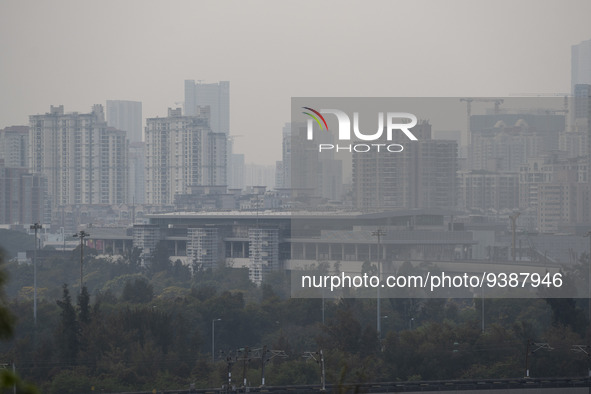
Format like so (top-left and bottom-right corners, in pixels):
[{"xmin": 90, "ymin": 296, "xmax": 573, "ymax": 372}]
[
  {"xmin": 352, "ymin": 122, "xmax": 457, "ymax": 211},
  {"xmin": 279, "ymin": 123, "xmax": 291, "ymax": 189},
  {"xmin": 572, "ymin": 38, "xmax": 591, "ymax": 93},
  {"xmin": 106, "ymin": 100, "xmax": 143, "ymax": 143},
  {"xmin": 459, "ymin": 170, "xmax": 519, "ymax": 212},
  {"xmin": 537, "ymin": 178, "xmax": 591, "ymax": 233},
  {"xmin": 559, "ymin": 130, "xmax": 587, "ymax": 158},
  {"xmin": 29, "ymin": 105, "xmax": 128, "ymax": 208},
  {"xmin": 0, "ymin": 126, "xmax": 29, "ymax": 168},
  {"xmin": 573, "ymin": 84, "xmax": 591, "ymax": 169},
  {"xmin": 244, "ymin": 163, "xmax": 276, "ymax": 189},
  {"xmin": 469, "ymin": 114, "xmax": 564, "ymax": 172},
  {"xmin": 184, "ymin": 80, "xmax": 230, "ymax": 134},
  {"xmin": 0, "ymin": 160, "xmax": 48, "ymax": 224},
  {"xmin": 128, "ymin": 142, "xmax": 146, "ymax": 204},
  {"xmin": 228, "ymin": 152, "xmax": 245, "ymax": 190},
  {"xmin": 519, "ymin": 152, "xmax": 589, "ymax": 232},
  {"xmin": 275, "ymin": 161, "xmax": 284, "ymax": 190},
  {"xmin": 106, "ymin": 100, "xmax": 144, "ymax": 204},
  {"xmin": 145, "ymin": 107, "xmax": 227, "ymax": 206}
]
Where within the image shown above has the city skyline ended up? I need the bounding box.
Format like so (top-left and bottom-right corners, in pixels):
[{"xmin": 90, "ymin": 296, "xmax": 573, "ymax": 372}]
[{"xmin": 1, "ymin": 0, "xmax": 590, "ymax": 165}]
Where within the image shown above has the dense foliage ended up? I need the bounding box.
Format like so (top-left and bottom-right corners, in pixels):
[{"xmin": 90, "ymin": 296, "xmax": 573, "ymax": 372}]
[{"xmin": 1, "ymin": 240, "xmax": 590, "ymax": 393}]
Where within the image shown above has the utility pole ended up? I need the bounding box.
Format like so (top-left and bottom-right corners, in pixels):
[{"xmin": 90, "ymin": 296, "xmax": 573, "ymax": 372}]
[
  {"xmin": 249, "ymin": 346, "xmax": 287, "ymax": 387},
  {"xmin": 73, "ymin": 230, "xmax": 90, "ymax": 293},
  {"xmin": 225, "ymin": 354, "xmax": 234, "ymax": 392},
  {"xmin": 236, "ymin": 347, "xmax": 250, "ymax": 388},
  {"xmin": 525, "ymin": 340, "xmax": 552, "ymax": 378},
  {"xmin": 371, "ymin": 229, "xmax": 386, "ymax": 338},
  {"xmin": 304, "ymin": 350, "xmax": 325, "ymax": 392},
  {"xmin": 30, "ymin": 223, "xmax": 42, "ymax": 325},
  {"xmin": 261, "ymin": 345, "xmax": 268, "ymax": 387}
]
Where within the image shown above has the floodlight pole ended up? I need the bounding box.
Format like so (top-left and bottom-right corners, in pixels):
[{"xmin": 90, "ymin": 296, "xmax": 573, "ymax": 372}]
[
  {"xmin": 73, "ymin": 230, "xmax": 90, "ymax": 293},
  {"xmin": 30, "ymin": 223, "xmax": 42, "ymax": 325}
]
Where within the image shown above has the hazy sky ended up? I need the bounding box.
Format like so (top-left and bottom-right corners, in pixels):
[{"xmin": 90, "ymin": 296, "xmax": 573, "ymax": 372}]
[{"xmin": 1, "ymin": 0, "xmax": 590, "ymax": 165}]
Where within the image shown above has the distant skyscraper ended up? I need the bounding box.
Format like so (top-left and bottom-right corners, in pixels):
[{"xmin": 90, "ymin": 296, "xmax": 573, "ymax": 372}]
[
  {"xmin": 29, "ymin": 105, "xmax": 128, "ymax": 208},
  {"xmin": 128, "ymin": 142, "xmax": 146, "ymax": 204},
  {"xmin": 0, "ymin": 160, "xmax": 48, "ymax": 224},
  {"xmin": 184, "ymin": 80, "xmax": 230, "ymax": 134},
  {"xmin": 573, "ymin": 84, "xmax": 591, "ymax": 167},
  {"xmin": 278, "ymin": 123, "xmax": 291, "ymax": 189},
  {"xmin": 459, "ymin": 170, "xmax": 519, "ymax": 212},
  {"xmin": 244, "ymin": 163, "xmax": 276, "ymax": 189},
  {"xmin": 572, "ymin": 38, "xmax": 591, "ymax": 93},
  {"xmin": 228, "ymin": 152, "xmax": 245, "ymax": 190},
  {"xmin": 0, "ymin": 126, "xmax": 28, "ymax": 167},
  {"xmin": 352, "ymin": 122, "xmax": 457, "ymax": 211},
  {"xmin": 106, "ymin": 100, "xmax": 143, "ymax": 143},
  {"xmin": 468, "ymin": 114, "xmax": 564, "ymax": 172},
  {"xmin": 145, "ymin": 107, "xmax": 226, "ymax": 206}
]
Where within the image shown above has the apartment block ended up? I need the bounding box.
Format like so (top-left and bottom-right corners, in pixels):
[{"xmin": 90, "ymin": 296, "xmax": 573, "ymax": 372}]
[
  {"xmin": 184, "ymin": 80, "xmax": 230, "ymax": 134},
  {"xmin": 106, "ymin": 100, "xmax": 142, "ymax": 143},
  {"xmin": 459, "ymin": 171, "xmax": 519, "ymax": 212},
  {"xmin": 0, "ymin": 126, "xmax": 29, "ymax": 168},
  {"xmin": 352, "ymin": 122, "xmax": 457, "ymax": 211},
  {"xmin": 0, "ymin": 160, "xmax": 48, "ymax": 224},
  {"xmin": 29, "ymin": 105, "xmax": 128, "ymax": 208},
  {"xmin": 145, "ymin": 107, "xmax": 227, "ymax": 206}
]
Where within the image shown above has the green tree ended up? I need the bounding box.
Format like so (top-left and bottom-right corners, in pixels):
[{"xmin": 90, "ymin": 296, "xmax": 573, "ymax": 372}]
[
  {"xmin": 55, "ymin": 284, "xmax": 79, "ymax": 364},
  {"xmin": 0, "ymin": 249, "xmax": 38, "ymax": 393},
  {"xmin": 77, "ymin": 286, "xmax": 91, "ymax": 325},
  {"xmin": 149, "ymin": 241, "xmax": 172, "ymax": 275},
  {"xmin": 121, "ymin": 278, "xmax": 154, "ymax": 304}
]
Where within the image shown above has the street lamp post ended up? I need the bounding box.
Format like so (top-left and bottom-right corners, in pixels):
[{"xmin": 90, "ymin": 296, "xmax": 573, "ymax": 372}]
[
  {"xmin": 73, "ymin": 230, "xmax": 90, "ymax": 293},
  {"xmin": 30, "ymin": 223, "xmax": 42, "ymax": 325},
  {"xmin": 212, "ymin": 318, "xmax": 221, "ymax": 363}
]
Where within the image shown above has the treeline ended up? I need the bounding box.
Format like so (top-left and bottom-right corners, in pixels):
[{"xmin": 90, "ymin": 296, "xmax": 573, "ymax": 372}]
[{"xmin": 0, "ymin": 245, "xmax": 590, "ymax": 393}]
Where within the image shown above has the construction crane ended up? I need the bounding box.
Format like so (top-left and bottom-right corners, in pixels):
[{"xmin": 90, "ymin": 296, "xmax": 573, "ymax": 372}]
[
  {"xmin": 459, "ymin": 98, "xmax": 504, "ymax": 146},
  {"xmin": 510, "ymin": 93, "xmax": 569, "ymax": 113}
]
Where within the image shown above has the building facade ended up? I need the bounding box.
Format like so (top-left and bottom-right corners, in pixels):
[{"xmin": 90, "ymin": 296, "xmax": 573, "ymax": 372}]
[
  {"xmin": 145, "ymin": 107, "xmax": 227, "ymax": 206},
  {"xmin": 29, "ymin": 105, "xmax": 128, "ymax": 208},
  {"xmin": 106, "ymin": 100, "xmax": 143, "ymax": 143},
  {"xmin": 0, "ymin": 126, "xmax": 29, "ymax": 168},
  {"xmin": 459, "ymin": 171, "xmax": 519, "ymax": 212},
  {"xmin": 0, "ymin": 160, "xmax": 48, "ymax": 225},
  {"xmin": 469, "ymin": 114, "xmax": 564, "ymax": 172},
  {"xmin": 187, "ymin": 227, "xmax": 220, "ymax": 271},
  {"xmin": 128, "ymin": 142, "xmax": 146, "ymax": 204},
  {"xmin": 352, "ymin": 122, "xmax": 457, "ymax": 211},
  {"xmin": 184, "ymin": 80, "xmax": 230, "ymax": 134},
  {"xmin": 572, "ymin": 38, "xmax": 591, "ymax": 93}
]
